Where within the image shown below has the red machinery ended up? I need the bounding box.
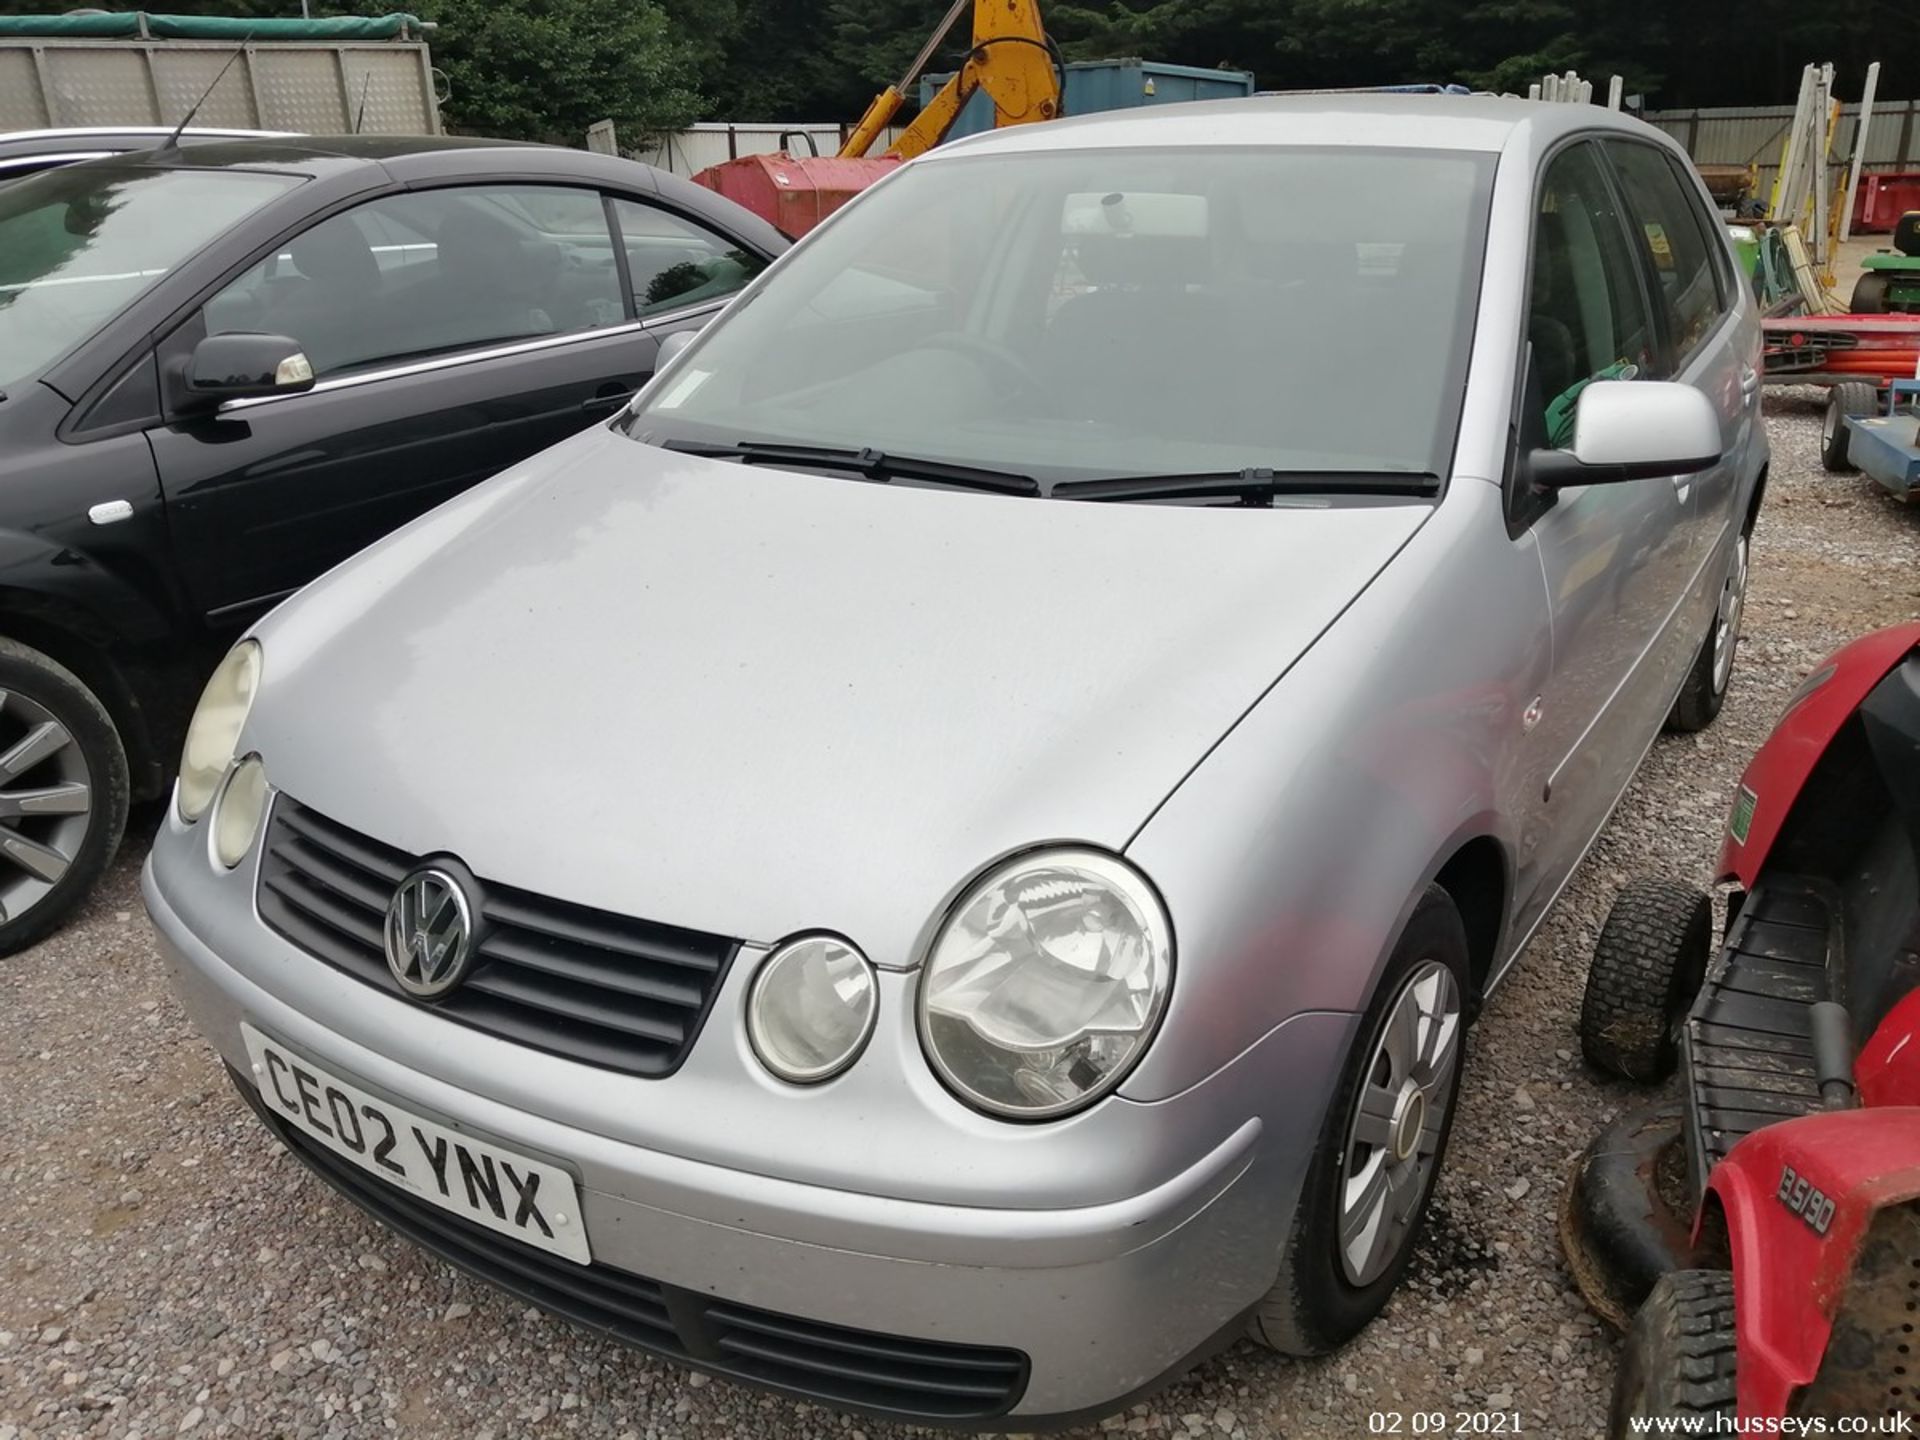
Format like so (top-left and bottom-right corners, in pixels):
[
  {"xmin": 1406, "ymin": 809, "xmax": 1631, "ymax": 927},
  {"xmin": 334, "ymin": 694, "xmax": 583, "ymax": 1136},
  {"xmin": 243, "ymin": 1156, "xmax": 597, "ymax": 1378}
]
[
  {"xmin": 1764, "ymin": 313, "xmax": 1920, "ymax": 388},
  {"xmin": 1563, "ymin": 623, "xmax": 1920, "ymax": 1433},
  {"xmin": 690, "ymin": 0, "xmax": 1059, "ymax": 237}
]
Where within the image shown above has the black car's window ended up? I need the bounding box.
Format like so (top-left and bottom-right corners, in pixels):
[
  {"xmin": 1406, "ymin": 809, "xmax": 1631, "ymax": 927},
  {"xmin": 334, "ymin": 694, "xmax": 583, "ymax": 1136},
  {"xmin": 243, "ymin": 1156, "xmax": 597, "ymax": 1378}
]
[
  {"xmin": 1604, "ymin": 141, "xmax": 1726, "ymax": 370},
  {"xmin": 202, "ymin": 185, "xmax": 627, "ymax": 379},
  {"xmin": 1529, "ymin": 143, "xmax": 1658, "ymax": 446},
  {"xmin": 0, "ymin": 164, "xmax": 296, "ymax": 390},
  {"xmin": 609, "ymin": 199, "xmax": 766, "ymax": 318}
]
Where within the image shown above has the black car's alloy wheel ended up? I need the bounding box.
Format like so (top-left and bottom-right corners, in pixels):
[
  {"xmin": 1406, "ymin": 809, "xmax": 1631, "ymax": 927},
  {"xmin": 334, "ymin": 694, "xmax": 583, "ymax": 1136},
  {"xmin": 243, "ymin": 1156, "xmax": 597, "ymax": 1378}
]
[{"xmin": 0, "ymin": 639, "xmax": 128, "ymax": 957}]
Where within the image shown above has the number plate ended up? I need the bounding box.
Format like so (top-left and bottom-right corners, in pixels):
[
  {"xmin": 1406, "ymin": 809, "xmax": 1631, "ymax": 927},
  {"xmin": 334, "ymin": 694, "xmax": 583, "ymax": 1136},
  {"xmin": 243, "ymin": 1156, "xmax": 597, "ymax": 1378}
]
[{"xmin": 242, "ymin": 1024, "xmax": 591, "ymax": 1264}]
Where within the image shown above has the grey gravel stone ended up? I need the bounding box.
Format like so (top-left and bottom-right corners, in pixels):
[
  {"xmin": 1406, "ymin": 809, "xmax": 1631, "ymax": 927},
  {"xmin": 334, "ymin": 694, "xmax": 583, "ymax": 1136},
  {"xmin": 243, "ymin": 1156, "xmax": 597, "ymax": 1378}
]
[{"xmin": 2, "ymin": 392, "xmax": 1910, "ymax": 1438}]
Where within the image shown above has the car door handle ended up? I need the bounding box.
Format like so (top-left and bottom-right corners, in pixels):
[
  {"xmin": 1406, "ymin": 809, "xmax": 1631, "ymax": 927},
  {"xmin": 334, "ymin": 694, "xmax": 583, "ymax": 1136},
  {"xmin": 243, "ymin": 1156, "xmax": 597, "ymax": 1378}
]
[
  {"xmin": 1739, "ymin": 366, "xmax": 1760, "ymax": 397},
  {"xmin": 580, "ymin": 386, "xmax": 636, "ymax": 415}
]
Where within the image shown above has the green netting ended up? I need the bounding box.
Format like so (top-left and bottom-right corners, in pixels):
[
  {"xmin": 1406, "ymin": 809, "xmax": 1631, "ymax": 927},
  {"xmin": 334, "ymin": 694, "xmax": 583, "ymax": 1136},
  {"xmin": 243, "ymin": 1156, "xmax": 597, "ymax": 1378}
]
[{"xmin": 0, "ymin": 13, "xmax": 429, "ymax": 40}]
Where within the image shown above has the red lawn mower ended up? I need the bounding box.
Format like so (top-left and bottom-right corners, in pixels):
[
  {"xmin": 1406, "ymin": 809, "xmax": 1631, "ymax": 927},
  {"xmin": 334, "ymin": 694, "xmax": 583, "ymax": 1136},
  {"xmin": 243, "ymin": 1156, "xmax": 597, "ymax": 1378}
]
[{"xmin": 1561, "ymin": 623, "xmax": 1920, "ymax": 1434}]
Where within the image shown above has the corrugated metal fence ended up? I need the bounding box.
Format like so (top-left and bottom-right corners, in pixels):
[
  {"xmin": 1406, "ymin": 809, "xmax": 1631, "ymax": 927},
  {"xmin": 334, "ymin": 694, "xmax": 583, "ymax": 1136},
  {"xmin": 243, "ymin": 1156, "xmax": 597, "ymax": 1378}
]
[
  {"xmin": 1644, "ymin": 100, "xmax": 1920, "ymax": 193},
  {"xmin": 632, "ymin": 121, "xmax": 905, "ymax": 176}
]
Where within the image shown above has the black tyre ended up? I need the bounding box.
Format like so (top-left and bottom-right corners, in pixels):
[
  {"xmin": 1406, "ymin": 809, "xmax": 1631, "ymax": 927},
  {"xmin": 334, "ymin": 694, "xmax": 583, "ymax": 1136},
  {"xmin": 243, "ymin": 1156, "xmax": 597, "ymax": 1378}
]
[
  {"xmin": 0, "ymin": 638, "xmax": 129, "ymax": 957},
  {"xmin": 1821, "ymin": 381, "xmax": 1877, "ymax": 473},
  {"xmin": 1251, "ymin": 886, "xmax": 1469, "ymax": 1355},
  {"xmin": 1852, "ymin": 272, "xmax": 1891, "ymax": 314},
  {"xmin": 1667, "ymin": 522, "xmax": 1751, "ymax": 733},
  {"xmin": 1580, "ymin": 877, "xmax": 1712, "ymax": 1081},
  {"xmin": 1609, "ymin": 1270, "xmax": 1737, "ymax": 1438}
]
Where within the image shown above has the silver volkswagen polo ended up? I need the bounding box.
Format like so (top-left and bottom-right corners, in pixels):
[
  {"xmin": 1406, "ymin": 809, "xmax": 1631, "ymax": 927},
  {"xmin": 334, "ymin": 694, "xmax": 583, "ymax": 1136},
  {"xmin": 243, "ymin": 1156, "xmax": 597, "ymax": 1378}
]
[{"xmin": 146, "ymin": 95, "xmax": 1765, "ymax": 1424}]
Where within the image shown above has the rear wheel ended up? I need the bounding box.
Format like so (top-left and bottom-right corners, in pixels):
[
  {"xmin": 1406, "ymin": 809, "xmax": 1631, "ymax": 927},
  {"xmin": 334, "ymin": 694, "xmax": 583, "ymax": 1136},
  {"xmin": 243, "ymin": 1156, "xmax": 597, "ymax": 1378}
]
[
  {"xmin": 1852, "ymin": 272, "xmax": 1891, "ymax": 314},
  {"xmin": 1609, "ymin": 1270, "xmax": 1737, "ymax": 1439},
  {"xmin": 1580, "ymin": 877, "xmax": 1712, "ymax": 1081},
  {"xmin": 1251, "ymin": 886, "xmax": 1468, "ymax": 1355},
  {"xmin": 0, "ymin": 639, "xmax": 128, "ymax": 958},
  {"xmin": 1667, "ymin": 524, "xmax": 1750, "ymax": 733},
  {"xmin": 1822, "ymin": 381, "xmax": 1878, "ymax": 473}
]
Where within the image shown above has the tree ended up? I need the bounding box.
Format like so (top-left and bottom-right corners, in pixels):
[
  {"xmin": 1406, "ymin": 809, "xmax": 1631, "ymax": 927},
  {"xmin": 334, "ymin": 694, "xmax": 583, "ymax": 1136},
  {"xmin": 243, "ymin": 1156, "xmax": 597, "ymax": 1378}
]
[{"xmin": 409, "ymin": 0, "xmax": 703, "ymax": 145}]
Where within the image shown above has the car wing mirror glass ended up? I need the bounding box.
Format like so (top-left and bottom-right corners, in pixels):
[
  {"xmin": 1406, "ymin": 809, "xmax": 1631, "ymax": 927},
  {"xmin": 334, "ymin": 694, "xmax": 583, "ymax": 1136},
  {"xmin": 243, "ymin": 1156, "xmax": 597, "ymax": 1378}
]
[
  {"xmin": 1530, "ymin": 379, "xmax": 1722, "ymax": 488},
  {"xmin": 186, "ymin": 333, "xmax": 316, "ymax": 405}
]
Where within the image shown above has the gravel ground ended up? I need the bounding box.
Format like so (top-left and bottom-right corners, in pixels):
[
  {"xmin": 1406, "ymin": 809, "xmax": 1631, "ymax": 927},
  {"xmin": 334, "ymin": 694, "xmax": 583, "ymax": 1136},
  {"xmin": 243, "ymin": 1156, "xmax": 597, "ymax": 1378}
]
[{"xmin": 2, "ymin": 393, "xmax": 1916, "ymax": 1440}]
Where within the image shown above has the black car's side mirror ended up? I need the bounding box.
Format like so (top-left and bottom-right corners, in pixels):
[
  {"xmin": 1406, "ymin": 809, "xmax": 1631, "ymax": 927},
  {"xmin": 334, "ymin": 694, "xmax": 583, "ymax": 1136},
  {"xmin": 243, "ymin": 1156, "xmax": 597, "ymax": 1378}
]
[{"xmin": 186, "ymin": 333, "xmax": 316, "ymax": 405}]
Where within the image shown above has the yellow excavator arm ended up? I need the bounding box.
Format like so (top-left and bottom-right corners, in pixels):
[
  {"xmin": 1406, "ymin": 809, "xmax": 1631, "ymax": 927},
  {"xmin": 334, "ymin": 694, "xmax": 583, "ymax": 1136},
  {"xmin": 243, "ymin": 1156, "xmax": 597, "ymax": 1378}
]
[{"xmin": 839, "ymin": 0, "xmax": 1059, "ymax": 161}]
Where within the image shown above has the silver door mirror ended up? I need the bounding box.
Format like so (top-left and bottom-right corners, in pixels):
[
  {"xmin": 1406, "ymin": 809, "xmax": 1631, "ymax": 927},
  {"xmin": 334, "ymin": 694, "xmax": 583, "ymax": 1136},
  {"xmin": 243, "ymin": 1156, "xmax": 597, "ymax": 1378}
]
[
  {"xmin": 1532, "ymin": 380, "xmax": 1722, "ymax": 488},
  {"xmin": 656, "ymin": 330, "xmax": 696, "ymax": 368}
]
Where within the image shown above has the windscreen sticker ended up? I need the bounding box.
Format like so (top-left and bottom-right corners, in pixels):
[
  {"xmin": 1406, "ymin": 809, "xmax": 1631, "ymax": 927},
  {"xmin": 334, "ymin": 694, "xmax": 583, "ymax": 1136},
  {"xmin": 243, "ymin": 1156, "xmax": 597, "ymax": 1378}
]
[
  {"xmin": 653, "ymin": 368, "xmax": 712, "ymax": 411},
  {"xmin": 1729, "ymin": 785, "xmax": 1758, "ymax": 845}
]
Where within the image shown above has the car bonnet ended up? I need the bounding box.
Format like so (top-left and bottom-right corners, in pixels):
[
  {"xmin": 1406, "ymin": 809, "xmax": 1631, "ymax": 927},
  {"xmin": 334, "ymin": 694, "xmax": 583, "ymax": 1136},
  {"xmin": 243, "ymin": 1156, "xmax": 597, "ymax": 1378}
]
[{"xmin": 244, "ymin": 425, "xmax": 1433, "ymax": 968}]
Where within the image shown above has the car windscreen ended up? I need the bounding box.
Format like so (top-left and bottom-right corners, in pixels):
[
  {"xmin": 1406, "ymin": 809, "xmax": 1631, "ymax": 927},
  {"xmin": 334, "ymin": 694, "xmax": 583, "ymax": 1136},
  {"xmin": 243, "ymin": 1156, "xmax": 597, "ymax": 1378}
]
[
  {"xmin": 622, "ymin": 145, "xmax": 1496, "ymax": 489},
  {"xmin": 0, "ymin": 164, "xmax": 299, "ymax": 391}
]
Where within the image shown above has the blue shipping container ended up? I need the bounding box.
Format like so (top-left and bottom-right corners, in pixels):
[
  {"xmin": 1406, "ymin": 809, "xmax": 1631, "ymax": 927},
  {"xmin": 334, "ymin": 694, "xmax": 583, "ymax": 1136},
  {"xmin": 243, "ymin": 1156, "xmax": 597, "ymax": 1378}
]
[{"xmin": 920, "ymin": 57, "xmax": 1255, "ymax": 141}]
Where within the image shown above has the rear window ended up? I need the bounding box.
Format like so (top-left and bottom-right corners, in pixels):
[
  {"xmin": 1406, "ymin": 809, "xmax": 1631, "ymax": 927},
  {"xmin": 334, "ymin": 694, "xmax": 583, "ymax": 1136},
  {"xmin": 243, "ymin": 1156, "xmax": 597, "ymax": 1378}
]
[{"xmin": 0, "ymin": 164, "xmax": 298, "ymax": 389}]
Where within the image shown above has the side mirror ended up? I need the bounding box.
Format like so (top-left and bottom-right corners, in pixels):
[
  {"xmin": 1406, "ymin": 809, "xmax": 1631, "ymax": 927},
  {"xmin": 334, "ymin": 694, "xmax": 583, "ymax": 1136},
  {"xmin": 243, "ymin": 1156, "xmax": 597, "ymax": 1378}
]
[
  {"xmin": 186, "ymin": 333, "xmax": 315, "ymax": 404},
  {"xmin": 1530, "ymin": 380, "xmax": 1721, "ymax": 489},
  {"xmin": 656, "ymin": 329, "xmax": 696, "ymax": 368}
]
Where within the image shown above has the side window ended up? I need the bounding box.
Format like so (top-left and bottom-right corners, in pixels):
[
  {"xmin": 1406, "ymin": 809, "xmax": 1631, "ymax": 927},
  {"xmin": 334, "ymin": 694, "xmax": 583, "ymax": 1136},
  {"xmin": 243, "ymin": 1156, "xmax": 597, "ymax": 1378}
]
[
  {"xmin": 1529, "ymin": 143, "xmax": 1659, "ymax": 447},
  {"xmin": 609, "ymin": 199, "xmax": 766, "ymax": 318},
  {"xmin": 1605, "ymin": 141, "xmax": 1726, "ymax": 369},
  {"xmin": 202, "ymin": 185, "xmax": 626, "ymax": 379}
]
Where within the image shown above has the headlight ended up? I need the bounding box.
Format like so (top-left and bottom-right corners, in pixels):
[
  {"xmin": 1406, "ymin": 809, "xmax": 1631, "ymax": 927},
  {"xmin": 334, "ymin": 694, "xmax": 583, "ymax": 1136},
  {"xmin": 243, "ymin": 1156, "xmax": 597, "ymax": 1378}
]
[
  {"xmin": 919, "ymin": 849, "xmax": 1173, "ymax": 1119},
  {"xmin": 212, "ymin": 755, "xmax": 268, "ymax": 868},
  {"xmin": 178, "ymin": 640, "xmax": 261, "ymax": 822},
  {"xmin": 746, "ymin": 935, "xmax": 878, "ymax": 1084}
]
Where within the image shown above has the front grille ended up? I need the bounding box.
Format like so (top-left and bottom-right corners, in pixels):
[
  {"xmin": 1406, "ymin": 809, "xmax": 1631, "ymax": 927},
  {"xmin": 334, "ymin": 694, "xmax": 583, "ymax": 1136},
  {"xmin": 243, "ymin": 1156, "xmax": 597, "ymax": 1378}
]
[
  {"xmin": 257, "ymin": 796, "xmax": 738, "ymax": 1077},
  {"xmin": 236, "ymin": 1077, "xmax": 1029, "ymax": 1422}
]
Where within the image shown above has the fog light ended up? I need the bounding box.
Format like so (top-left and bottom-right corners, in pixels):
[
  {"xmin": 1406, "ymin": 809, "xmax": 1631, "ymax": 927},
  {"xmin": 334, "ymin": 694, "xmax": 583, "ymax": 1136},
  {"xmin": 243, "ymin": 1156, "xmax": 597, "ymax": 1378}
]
[
  {"xmin": 212, "ymin": 755, "xmax": 268, "ymax": 869},
  {"xmin": 747, "ymin": 935, "xmax": 878, "ymax": 1084}
]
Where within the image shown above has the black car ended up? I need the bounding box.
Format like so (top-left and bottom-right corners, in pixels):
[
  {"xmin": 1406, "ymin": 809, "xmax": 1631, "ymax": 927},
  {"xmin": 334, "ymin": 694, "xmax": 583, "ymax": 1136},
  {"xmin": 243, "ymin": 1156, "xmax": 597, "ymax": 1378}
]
[
  {"xmin": 0, "ymin": 126, "xmax": 297, "ymax": 183},
  {"xmin": 0, "ymin": 135, "xmax": 787, "ymax": 952}
]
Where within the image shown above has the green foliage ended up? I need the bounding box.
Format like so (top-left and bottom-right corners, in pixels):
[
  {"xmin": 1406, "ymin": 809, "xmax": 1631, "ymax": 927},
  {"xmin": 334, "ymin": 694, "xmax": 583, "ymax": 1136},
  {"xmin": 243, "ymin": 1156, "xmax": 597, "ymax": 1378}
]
[{"xmin": 408, "ymin": 0, "xmax": 702, "ymax": 144}]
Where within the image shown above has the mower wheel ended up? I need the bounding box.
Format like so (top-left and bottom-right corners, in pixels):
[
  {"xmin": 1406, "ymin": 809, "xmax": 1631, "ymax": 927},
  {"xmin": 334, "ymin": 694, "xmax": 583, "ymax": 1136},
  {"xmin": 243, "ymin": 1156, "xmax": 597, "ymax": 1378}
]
[
  {"xmin": 1851, "ymin": 272, "xmax": 1891, "ymax": 314},
  {"xmin": 1609, "ymin": 1270, "xmax": 1737, "ymax": 1438},
  {"xmin": 1580, "ymin": 877, "xmax": 1712, "ymax": 1081},
  {"xmin": 1822, "ymin": 381, "xmax": 1878, "ymax": 472}
]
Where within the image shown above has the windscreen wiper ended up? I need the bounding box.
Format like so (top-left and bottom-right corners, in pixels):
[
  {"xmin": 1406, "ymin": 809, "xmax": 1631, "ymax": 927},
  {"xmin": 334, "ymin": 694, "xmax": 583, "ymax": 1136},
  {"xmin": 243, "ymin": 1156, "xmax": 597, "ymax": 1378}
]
[
  {"xmin": 663, "ymin": 439, "xmax": 1040, "ymax": 496},
  {"xmin": 1050, "ymin": 467, "xmax": 1442, "ymax": 504}
]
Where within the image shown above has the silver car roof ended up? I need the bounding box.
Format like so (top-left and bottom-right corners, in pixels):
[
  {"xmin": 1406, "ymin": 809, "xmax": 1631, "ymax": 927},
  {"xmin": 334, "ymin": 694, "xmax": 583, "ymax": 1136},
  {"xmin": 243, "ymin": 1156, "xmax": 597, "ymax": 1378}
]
[{"xmin": 929, "ymin": 92, "xmax": 1666, "ymax": 158}]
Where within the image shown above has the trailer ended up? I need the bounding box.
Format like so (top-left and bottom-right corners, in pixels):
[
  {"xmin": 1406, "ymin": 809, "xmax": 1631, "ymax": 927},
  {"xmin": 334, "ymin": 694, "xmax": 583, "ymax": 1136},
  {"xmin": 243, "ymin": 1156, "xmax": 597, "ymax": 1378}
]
[{"xmin": 0, "ymin": 11, "xmax": 441, "ymax": 136}]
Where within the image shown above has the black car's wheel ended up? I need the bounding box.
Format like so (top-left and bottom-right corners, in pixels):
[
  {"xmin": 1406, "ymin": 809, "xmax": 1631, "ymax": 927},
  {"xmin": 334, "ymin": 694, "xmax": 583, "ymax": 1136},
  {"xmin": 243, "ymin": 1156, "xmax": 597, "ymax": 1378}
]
[
  {"xmin": 0, "ymin": 638, "xmax": 129, "ymax": 957},
  {"xmin": 1667, "ymin": 523, "xmax": 1751, "ymax": 733},
  {"xmin": 1822, "ymin": 381, "xmax": 1879, "ymax": 473},
  {"xmin": 1609, "ymin": 1270, "xmax": 1737, "ymax": 1438},
  {"xmin": 1580, "ymin": 877, "xmax": 1712, "ymax": 1082},
  {"xmin": 1852, "ymin": 272, "xmax": 1891, "ymax": 314},
  {"xmin": 1251, "ymin": 885, "xmax": 1468, "ymax": 1355}
]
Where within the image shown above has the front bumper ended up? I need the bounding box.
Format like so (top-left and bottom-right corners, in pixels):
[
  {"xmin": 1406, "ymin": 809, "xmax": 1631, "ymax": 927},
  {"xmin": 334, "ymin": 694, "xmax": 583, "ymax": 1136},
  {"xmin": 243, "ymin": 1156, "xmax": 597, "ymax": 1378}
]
[{"xmin": 146, "ymin": 832, "xmax": 1355, "ymax": 1423}]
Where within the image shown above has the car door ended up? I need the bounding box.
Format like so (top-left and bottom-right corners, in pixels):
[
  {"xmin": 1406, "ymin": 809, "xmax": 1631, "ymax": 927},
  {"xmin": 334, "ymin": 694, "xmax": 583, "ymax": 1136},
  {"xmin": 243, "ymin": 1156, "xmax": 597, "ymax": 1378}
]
[
  {"xmin": 146, "ymin": 182, "xmax": 762, "ymax": 631},
  {"xmin": 1508, "ymin": 139, "xmax": 1701, "ymax": 930},
  {"xmin": 1601, "ymin": 137, "xmax": 1755, "ymax": 576},
  {"xmin": 608, "ymin": 195, "xmax": 777, "ymax": 355}
]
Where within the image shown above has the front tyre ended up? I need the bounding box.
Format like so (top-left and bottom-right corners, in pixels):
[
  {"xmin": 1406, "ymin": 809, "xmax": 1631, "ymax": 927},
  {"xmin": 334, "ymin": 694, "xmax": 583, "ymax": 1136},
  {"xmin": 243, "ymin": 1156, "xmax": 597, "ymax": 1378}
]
[
  {"xmin": 1821, "ymin": 381, "xmax": 1877, "ymax": 473},
  {"xmin": 1609, "ymin": 1270, "xmax": 1737, "ymax": 1438},
  {"xmin": 1667, "ymin": 527, "xmax": 1749, "ymax": 733},
  {"xmin": 0, "ymin": 638, "xmax": 129, "ymax": 957},
  {"xmin": 1251, "ymin": 885, "xmax": 1469, "ymax": 1356}
]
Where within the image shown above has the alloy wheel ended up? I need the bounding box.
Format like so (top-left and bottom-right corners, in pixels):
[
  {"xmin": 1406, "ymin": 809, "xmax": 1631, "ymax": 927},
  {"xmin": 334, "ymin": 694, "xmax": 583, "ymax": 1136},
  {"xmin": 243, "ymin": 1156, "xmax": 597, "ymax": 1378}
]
[
  {"xmin": 0, "ymin": 688, "xmax": 92, "ymax": 924},
  {"xmin": 1710, "ymin": 533, "xmax": 1750, "ymax": 696},
  {"xmin": 1337, "ymin": 959, "xmax": 1462, "ymax": 1286}
]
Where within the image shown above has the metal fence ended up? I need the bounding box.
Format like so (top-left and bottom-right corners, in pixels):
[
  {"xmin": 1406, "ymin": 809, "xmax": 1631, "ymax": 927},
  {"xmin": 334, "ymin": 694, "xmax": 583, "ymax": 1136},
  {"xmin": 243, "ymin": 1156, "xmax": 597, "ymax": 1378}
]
[
  {"xmin": 630, "ymin": 121, "xmax": 905, "ymax": 176},
  {"xmin": 1643, "ymin": 99, "xmax": 1920, "ymax": 194}
]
